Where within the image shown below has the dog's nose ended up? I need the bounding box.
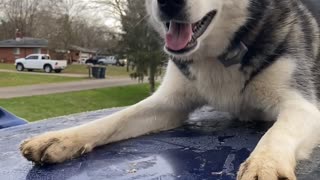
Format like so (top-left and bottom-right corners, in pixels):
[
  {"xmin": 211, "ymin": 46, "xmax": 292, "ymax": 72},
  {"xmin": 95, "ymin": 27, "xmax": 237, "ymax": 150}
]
[{"xmin": 158, "ymin": 0, "xmax": 185, "ymax": 19}]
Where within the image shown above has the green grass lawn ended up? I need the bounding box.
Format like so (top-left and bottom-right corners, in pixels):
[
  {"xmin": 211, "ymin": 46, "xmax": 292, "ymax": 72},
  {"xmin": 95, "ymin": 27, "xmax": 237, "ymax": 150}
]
[
  {"xmin": 0, "ymin": 63, "xmax": 131, "ymax": 77},
  {"xmin": 0, "ymin": 84, "xmax": 151, "ymax": 122},
  {"xmin": 0, "ymin": 63, "xmax": 14, "ymax": 70},
  {"xmin": 0, "ymin": 72, "xmax": 83, "ymax": 87}
]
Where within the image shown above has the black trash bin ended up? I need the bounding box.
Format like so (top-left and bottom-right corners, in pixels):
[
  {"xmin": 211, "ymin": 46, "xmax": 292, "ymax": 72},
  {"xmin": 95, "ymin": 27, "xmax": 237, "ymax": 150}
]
[
  {"xmin": 91, "ymin": 66, "xmax": 106, "ymax": 79},
  {"xmin": 100, "ymin": 67, "xmax": 106, "ymax": 78}
]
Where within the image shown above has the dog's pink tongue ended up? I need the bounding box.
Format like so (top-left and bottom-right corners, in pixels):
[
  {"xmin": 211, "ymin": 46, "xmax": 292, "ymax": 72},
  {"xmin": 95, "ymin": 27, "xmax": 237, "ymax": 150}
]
[{"xmin": 166, "ymin": 22, "xmax": 192, "ymax": 51}]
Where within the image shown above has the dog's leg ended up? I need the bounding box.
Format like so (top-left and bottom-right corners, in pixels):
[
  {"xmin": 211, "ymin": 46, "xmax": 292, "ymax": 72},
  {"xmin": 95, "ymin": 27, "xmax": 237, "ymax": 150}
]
[
  {"xmin": 20, "ymin": 62, "xmax": 199, "ymax": 164},
  {"xmin": 20, "ymin": 95, "xmax": 192, "ymax": 164},
  {"xmin": 238, "ymin": 94, "xmax": 320, "ymax": 180}
]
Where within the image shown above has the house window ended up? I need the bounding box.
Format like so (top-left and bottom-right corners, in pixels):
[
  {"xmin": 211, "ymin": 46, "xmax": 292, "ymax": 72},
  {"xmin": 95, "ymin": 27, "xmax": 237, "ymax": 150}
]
[
  {"xmin": 33, "ymin": 48, "xmax": 41, "ymax": 54},
  {"xmin": 13, "ymin": 48, "xmax": 20, "ymax": 55}
]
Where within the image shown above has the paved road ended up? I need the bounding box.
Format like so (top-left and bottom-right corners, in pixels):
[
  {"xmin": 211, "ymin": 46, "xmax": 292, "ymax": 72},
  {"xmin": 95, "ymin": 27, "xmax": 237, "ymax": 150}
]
[
  {"xmin": 0, "ymin": 78, "xmax": 138, "ymax": 99},
  {"xmin": 0, "ymin": 69, "xmax": 87, "ymax": 78}
]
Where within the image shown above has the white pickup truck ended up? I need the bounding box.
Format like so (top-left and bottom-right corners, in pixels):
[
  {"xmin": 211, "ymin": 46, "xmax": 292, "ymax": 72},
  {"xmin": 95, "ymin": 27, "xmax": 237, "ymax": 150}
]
[{"xmin": 15, "ymin": 54, "xmax": 67, "ymax": 73}]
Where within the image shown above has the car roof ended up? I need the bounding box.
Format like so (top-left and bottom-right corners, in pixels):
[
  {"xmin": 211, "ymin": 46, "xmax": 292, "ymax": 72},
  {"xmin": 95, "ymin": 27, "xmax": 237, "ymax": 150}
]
[{"xmin": 27, "ymin": 54, "xmax": 50, "ymax": 56}]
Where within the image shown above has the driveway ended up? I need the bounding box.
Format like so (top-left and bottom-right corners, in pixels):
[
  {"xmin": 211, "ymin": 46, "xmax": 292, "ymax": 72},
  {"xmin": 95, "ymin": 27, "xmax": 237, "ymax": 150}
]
[{"xmin": 0, "ymin": 78, "xmax": 139, "ymax": 99}]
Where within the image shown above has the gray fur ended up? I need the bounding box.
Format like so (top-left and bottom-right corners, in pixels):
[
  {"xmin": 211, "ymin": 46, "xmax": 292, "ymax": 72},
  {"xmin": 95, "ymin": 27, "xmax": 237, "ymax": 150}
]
[{"xmin": 235, "ymin": 0, "xmax": 320, "ymax": 100}]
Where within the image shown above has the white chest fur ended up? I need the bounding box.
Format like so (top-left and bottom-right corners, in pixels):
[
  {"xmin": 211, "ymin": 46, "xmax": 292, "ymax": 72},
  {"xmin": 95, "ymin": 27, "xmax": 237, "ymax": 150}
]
[
  {"xmin": 161, "ymin": 58, "xmax": 294, "ymax": 121},
  {"xmin": 191, "ymin": 59, "xmax": 247, "ymax": 114}
]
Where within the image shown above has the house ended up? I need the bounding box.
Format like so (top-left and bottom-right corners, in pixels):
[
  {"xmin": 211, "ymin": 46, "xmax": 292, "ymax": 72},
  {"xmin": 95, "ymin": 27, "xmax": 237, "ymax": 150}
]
[
  {"xmin": 68, "ymin": 45, "xmax": 96, "ymax": 63},
  {"xmin": 49, "ymin": 45, "xmax": 96, "ymax": 64},
  {"xmin": 0, "ymin": 29, "xmax": 96, "ymax": 64},
  {"xmin": 0, "ymin": 38, "xmax": 96, "ymax": 64},
  {"xmin": 0, "ymin": 37, "xmax": 49, "ymax": 63}
]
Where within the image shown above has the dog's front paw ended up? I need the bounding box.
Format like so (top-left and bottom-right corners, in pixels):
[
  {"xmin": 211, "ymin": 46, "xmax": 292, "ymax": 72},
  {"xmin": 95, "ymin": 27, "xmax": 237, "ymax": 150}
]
[
  {"xmin": 20, "ymin": 131, "xmax": 93, "ymax": 164},
  {"xmin": 237, "ymin": 151, "xmax": 296, "ymax": 180}
]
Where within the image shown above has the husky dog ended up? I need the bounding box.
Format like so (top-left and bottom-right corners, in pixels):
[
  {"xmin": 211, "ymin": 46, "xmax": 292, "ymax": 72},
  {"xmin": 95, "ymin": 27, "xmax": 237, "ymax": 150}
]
[{"xmin": 21, "ymin": 0, "xmax": 320, "ymax": 179}]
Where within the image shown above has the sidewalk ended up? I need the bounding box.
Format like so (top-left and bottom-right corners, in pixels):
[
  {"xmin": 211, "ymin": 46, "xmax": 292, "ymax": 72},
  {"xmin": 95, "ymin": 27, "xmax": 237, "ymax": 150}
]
[{"xmin": 0, "ymin": 78, "xmax": 138, "ymax": 99}]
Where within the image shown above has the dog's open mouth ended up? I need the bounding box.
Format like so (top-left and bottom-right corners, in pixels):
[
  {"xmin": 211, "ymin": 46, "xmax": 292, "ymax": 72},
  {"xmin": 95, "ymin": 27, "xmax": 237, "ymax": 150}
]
[{"xmin": 164, "ymin": 10, "xmax": 217, "ymax": 54}]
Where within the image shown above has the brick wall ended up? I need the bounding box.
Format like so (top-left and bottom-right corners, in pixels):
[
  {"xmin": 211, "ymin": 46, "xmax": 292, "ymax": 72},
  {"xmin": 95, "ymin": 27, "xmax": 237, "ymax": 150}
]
[{"xmin": 0, "ymin": 47, "xmax": 49, "ymax": 63}]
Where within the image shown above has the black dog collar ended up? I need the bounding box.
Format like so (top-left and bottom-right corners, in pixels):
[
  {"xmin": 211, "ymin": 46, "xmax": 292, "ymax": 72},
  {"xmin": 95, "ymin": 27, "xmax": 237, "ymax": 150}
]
[
  {"xmin": 218, "ymin": 41, "xmax": 248, "ymax": 68},
  {"xmin": 171, "ymin": 41, "xmax": 248, "ymax": 80}
]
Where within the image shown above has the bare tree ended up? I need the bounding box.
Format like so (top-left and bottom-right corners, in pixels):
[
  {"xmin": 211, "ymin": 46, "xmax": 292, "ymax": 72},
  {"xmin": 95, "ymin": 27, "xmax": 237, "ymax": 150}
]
[
  {"xmin": 45, "ymin": 0, "xmax": 87, "ymax": 62},
  {"xmin": 0, "ymin": 0, "xmax": 45, "ymax": 38},
  {"xmin": 0, "ymin": 0, "xmax": 118, "ymax": 62},
  {"xmin": 93, "ymin": 0, "xmax": 126, "ymax": 19}
]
